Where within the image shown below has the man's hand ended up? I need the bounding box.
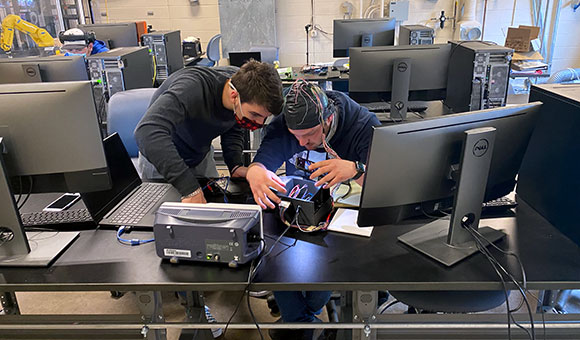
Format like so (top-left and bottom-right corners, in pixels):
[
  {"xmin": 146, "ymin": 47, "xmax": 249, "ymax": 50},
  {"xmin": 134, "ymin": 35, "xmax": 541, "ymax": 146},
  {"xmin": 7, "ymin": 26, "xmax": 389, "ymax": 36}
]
[
  {"xmin": 231, "ymin": 166, "xmax": 248, "ymax": 178},
  {"xmin": 246, "ymin": 163, "xmax": 286, "ymax": 209},
  {"xmin": 181, "ymin": 190, "xmax": 207, "ymax": 204},
  {"xmin": 309, "ymin": 159, "xmax": 357, "ymax": 188}
]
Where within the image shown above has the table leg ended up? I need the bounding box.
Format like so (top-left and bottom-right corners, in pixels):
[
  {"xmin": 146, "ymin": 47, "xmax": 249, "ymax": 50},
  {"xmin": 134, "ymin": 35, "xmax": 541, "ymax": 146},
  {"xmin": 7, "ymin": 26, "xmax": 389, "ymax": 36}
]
[
  {"xmin": 135, "ymin": 291, "xmax": 167, "ymax": 340},
  {"xmin": 179, "ymin": 291, "xmax": 214, "ymax": 340},
  {"xmin": 0, "ymin": 292, "xmax": 19, "ymax": 315},
  {"xmin": 352, "ymin": 290, "xmax": 378, "ymax": 340}
]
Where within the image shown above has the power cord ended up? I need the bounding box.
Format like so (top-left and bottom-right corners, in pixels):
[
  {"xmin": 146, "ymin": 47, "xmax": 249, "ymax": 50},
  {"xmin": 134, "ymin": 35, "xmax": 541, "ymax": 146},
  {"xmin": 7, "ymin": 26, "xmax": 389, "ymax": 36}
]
[
  {"xmin": 116, "ymin": 226, "xmax": 154, "ymax": 246},
  {"xmin": 467, "ymin": 224, "xmax": 546, "ymax": 339},
  {"xmin": 17, "ymin": 176, "xmax": 33, "ymax": 210},
  {"xmin": 462, "ymin": 220, "xmax": 544, "ymax": 340},
  {"xmin": 224, "ymin": 208, "xmax": 299, "ymax": 339}
]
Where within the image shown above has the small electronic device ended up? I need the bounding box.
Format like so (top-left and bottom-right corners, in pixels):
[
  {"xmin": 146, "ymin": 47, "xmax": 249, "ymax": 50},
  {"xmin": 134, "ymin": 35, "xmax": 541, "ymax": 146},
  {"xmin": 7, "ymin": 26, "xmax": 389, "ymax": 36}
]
[
  {"xmin": 43, "ymin": 193, "xmax": 81, "ymax": 212},
  {"xmin": 154, "ymin": 202, "xmax": 263, "ymax": 266},
  {"xmin": 295, "ymin": 157, "xmax": 314, "ymax": 173},
  {"xmin": 276, "ymin": 177, "xmax": 333, "ymax": 227}
]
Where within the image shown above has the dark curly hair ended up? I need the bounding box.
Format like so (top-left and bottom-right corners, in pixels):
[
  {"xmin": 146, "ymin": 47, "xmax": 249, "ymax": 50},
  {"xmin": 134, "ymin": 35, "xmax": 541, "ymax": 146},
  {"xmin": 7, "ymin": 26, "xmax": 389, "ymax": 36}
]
[{"xmin": 230, "ymin": 60, "xmax": 284, "ymax": 116}]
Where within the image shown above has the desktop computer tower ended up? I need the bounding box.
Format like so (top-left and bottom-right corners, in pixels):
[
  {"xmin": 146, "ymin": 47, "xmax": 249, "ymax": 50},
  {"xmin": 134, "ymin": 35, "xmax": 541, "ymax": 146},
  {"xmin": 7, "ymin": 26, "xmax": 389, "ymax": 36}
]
[
  {"xmin": 87, "ymin": 46, "xmax": 153, "ymax": 98},
  {"xmin": 141, "ymin": 30, "xmax": 184, "ymax": 84},
  {"xmin": 399, "ymin": 25, "xmax": 434, "ymax": 45},
  {"xmin": 445, "ymin": 41, "xmax": 512, "ymax": 113}
]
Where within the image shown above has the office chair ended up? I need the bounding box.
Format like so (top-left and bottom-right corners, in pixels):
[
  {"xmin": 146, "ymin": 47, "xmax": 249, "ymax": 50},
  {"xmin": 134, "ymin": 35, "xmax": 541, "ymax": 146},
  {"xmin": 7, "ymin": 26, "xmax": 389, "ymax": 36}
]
[
  {"xmin": 249, "ymin": 45, "xmax": 279, "ymax": 64},
  {"xmin": 107, "ymin": 88, "xmax": 157, "ymax": 158},
  {"xmin": 389, "ymin": 290, "xmax": 509, "ymax": 313},
  {"xmin": 333, "ymin": 58, "xmax": 348, "ymax": 68},
  {"xmin": 196, "ymin": 34, "xmax": 222, "ymax": 67}
]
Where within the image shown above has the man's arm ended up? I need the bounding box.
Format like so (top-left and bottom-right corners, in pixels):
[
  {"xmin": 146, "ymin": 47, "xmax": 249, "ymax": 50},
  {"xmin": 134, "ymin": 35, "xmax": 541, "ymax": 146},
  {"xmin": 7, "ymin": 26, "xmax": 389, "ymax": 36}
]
[
  {"xmin": 134, "ymin": 79, "xmax": 202, "ymax": 197},
  {"xmin": 220, "ymin": 124, "xmax": 245, "ymax": 177},
  {"xmin": 309, "ymin": 99, "xmax": 379, "ymax": 188},
  {"xmin": 246, "ymin": 163, "xmax": 286, "ymax": 209},
  {"xmin": 247, "ymin": 117, "xmax": 295, "ymax": 209}
]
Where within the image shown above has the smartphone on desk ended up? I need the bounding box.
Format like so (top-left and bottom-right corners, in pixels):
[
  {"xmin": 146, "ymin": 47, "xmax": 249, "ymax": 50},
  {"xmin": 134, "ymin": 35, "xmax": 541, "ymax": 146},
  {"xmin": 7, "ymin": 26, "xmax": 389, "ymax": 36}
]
[{"xmin": 43, "ymin": 193, "xmax": 81, "ymax": 212}]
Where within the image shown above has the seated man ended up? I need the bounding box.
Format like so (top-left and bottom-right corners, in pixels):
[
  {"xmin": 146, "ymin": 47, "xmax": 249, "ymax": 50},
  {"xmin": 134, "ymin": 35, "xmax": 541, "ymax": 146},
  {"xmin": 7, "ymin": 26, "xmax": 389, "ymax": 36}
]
[
  {"xmin": 246, "ymin": 80, "xmax": 380, "ymax": 339},
  {"xmin": 59, "ymin": 27, "xmax": 108, "ymax": 56}
]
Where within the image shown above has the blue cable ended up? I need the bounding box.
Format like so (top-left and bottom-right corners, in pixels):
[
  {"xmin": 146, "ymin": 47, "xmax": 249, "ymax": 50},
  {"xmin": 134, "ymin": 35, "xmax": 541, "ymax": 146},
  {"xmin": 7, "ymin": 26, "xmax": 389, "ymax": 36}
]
[{"xmin": 116, "ymin": 226, "xmax": 154, "ymax": 246}]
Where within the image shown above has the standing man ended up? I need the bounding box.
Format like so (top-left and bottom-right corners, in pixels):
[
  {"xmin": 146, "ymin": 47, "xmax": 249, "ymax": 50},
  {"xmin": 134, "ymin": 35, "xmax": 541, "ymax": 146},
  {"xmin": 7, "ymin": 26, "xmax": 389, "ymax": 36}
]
[
  {"xmin": 59, "ymin": 27, "xmax": 108, "ymax": 56},
  {"xmin": 135, "ymin": 61, "xmax": 284, "ymax": 203},
  {"xmin": 246, "ymin": 80, "xmax": 380, "ymax": 340}
]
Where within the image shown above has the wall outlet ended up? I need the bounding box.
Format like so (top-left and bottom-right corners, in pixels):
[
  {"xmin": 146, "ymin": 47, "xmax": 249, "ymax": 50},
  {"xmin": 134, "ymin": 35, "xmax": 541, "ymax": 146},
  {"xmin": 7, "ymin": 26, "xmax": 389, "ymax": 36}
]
[
  {"xmin": 147, "ymin": 11, "xmax": 154, "ymax": 16},
  {"xmin": 310, "ymin": 29, "xmax": 318, "ymax": 38}
]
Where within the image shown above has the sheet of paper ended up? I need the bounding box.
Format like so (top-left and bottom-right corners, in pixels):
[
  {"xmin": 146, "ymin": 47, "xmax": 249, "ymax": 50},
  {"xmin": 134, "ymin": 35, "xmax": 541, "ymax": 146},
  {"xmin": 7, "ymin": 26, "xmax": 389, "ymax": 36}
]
[{"xmin": 327, "ymin": 208, "xmax": 373, "ymax": 237}]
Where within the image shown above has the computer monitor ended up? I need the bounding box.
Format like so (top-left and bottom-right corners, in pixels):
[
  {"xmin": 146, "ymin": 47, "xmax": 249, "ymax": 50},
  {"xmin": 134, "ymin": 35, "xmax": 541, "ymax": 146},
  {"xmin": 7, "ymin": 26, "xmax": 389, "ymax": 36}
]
[
  {"xmin": 333, "ymin": 18, "xmax": 396, "ymax": 57},
  {"xmin": 229, "ymin": 51, "xmax": 262, "ymax": 67},
  {"xmin": 0, "ymin": 56, "xmax": 88, "ymax": 84},
  {"xmin": 358, "ymin": 102, "xmax": 542, "ymax": 266},
  {"xmin": 0, "ymin": 81, "xmax": 110, "ymax": 266},
  {"xmin": 349, "ymin": 44, "xmax": 451, "ymax": 119},
  {"xmin": 78, "ymin": 22, "xmax": 139, "ymax": 49}
]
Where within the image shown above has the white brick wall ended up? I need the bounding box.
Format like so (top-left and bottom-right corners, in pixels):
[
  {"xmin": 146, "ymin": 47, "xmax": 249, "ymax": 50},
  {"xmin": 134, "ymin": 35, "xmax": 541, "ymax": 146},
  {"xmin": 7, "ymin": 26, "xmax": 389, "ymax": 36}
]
[
  {"xmin": 92, "ymin": 0, "xmax": 579, "ymax": 71},
  {"xmin": 93, "ymin": 0, "xmax": 221, "ymax": 55}
]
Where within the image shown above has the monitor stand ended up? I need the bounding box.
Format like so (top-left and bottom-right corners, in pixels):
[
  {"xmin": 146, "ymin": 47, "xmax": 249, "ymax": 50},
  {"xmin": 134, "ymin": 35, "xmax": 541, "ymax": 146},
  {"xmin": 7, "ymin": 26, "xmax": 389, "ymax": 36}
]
[
  {"xmin": 390, "ymin": 58, "xmax": 411, "ymax": 121},
  {"xmin": 398, "ymin": 127, "xmax": 505, "ymax": 266},
  {"xmin": 0, "ymin": 139, "xmax": 78, "ymax": 267}
]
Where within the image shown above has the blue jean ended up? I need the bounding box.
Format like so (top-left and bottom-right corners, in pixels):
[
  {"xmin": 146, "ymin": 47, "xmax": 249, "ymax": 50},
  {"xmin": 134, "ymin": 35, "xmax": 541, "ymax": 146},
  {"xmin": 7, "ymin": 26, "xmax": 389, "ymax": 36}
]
[{"xmin": 273, "ymin": 291, "xmax": 332, "ymax": 322}]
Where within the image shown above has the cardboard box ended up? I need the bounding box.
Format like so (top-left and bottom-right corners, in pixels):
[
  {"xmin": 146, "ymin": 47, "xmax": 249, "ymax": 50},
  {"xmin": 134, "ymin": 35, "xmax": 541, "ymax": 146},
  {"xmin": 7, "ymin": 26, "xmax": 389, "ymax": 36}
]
[
  {"xmin": 513, "ymin": 50, "xmax": 544, "ymax": 61},
  {"xmin": 505, "ymin": 25, "xmax": 540, "ymax": 52}
]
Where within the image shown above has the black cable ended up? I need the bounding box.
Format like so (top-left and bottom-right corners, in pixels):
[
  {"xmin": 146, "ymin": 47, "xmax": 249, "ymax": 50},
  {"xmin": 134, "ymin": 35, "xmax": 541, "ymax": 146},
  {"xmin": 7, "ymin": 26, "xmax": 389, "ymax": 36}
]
[
  {"xmin": 223, "ymin": 208, "xmax": 299, "ymax": 337},
  {"xmin": 337, "ymin": 181, "xmax": 352, "ymax": 201},
  {"xmin": 469, "ymin": 225, "xmax": 528, "ymax": 313},
  {"xmin": 15, "ymin": 176, "xmax": 22, "ymax": 206},
  {"xmin": 247, "ymin": 287, "xmax": 265, "ymax": 340},
  {"xmin": 468, "ymin": 227, "xmax": 537, "ymax": 339},
  {"xmin": 264, "ymin": 233, "xmax": 298, "ymax": 248},
  {"xmin": 463, "ymin": 225, "xmax": 534, "ymax": 340},
  {"xmin": 468, "ymin": 226, "xmax": 532, "ymax": 317},
  {"xmin": 17, "ymin": 176, "xmax": 33, "ymax": 210},
  {"xmin": 464, "ymin": 226, "xmax": 515, "ymax": 339}
]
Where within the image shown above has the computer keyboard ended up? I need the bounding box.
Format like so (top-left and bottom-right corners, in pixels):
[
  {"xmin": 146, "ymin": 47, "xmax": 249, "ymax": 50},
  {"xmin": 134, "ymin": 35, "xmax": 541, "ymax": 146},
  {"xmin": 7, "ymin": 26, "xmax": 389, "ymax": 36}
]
[
  {"xmin": 108, "ymin": 183, "xmax": 171, "ymax": 225},
  {"xmin": 482, "ymin": 196, "xmax": 518, "ymax": 214},
  {"xmin": 21, "ymin": 209, "xmax": 93, "ymax": 227}
]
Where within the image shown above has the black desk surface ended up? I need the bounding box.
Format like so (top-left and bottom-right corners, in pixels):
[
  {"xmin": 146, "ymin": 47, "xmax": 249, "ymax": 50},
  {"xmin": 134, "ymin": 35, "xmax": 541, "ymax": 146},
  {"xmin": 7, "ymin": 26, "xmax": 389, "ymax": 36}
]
[{"xmin": 2, "ymin": 199, "xmax": 580, "ymax": 292}]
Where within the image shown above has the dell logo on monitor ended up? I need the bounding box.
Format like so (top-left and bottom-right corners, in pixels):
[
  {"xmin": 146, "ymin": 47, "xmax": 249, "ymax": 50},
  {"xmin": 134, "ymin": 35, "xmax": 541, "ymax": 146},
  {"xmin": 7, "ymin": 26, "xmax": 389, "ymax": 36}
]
[{"xmin": 473, "ymin": 139, "xmax": 489, "ymax": 157}]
